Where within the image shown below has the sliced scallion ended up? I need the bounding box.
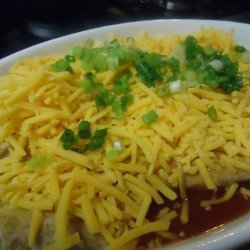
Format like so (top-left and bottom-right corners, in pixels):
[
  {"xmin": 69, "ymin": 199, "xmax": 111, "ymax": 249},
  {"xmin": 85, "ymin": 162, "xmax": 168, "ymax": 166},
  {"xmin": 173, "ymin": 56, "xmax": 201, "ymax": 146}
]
[
  {"xmin": 234, "ymin": 45, "xmax": 247, "ymax": 53},
  {"xmin": 156, "ymin": 85, "xmax": 171, "ymax": 97},
  {"xmin": 27, "ymin": 155, "xmax": 53, "ymax": 168},
  {"xmin": 207, "ymin": 106, "xmax": 218, "ymax": 122},
  {"xmin": 78, "ymin": 121, "xmax": 91, "ymax": 139},
  {"xmin": 114, "ymin": 74, "xmax": 131, "ymax": 94},
  {"xmin": 60, "ymin": 129, "xmax": 78, "ymax": 149},
  {"xmin": 142, "ymin": 110, "xmax": 159, "ymax": 125},
  {"xmin": 65, "ymin": 55, "xmax": 76, "ymax": 63},
  {"xmin": 70, "ymin": 45, "xmax": 84, "ymax": 58},
  {"xmin": 51, "ymin": 59, "xmax": 73, "ymax": 73},
  {"xmin": 107, "ymin": 149, "xmax": 120, "ymax": 158},
  {"xmin": 112, "ymin": 100, "xmax": 124, "ymax": 120},
  {"xmin": 87, "ymin": 128, "xmax": 108, "ymax": 151},
  {"xmin": 95, "ymin": 94, "xmax": 106, "ymax": 111}
]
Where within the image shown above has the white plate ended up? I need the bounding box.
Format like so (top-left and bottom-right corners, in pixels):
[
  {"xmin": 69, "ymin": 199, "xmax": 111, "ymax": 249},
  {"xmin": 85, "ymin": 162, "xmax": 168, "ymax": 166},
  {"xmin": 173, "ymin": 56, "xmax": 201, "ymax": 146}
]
[{"xmin": 0, "ymin": 19, "xmax": 250, "ymax": 250}]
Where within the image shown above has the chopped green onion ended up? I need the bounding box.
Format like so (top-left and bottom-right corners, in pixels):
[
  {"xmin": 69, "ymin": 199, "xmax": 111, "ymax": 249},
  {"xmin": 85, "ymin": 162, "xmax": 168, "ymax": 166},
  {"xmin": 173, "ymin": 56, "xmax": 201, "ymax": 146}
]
[
  {"xmin": 143, "ymin": 52, "xmax": 163, "ymax": 68},
  {"xmin": 114, "ymin": 73, "xmax": 131, "ymax": 94},
  {"xmin": 106, "ymin": 92, "xmax": 116, "ymax": 105},
  {"xmin": 220, "ymin": 76, "xmax": 243, "ymax": 94},
  {"xmin": 95, "ymin": 94, "xmax": 106, "ymax": 111},
  {"xmin": 80, "ymin": 72, "xmax": 95, "ymax": 92},
  {"xmin": 142, "ymin": 110, "xmax": 159, "ymax": 125},
  {"xmin": 70, "ymin": 45, "xmax": 84, "ymax": 58},
  {"xmin": 87, "ymin": 128, "xmax": 108, "ymax": 151},
  {"xmin": 183, "ymin": 70, "xmax": 197, "ymax": 81},
  {"xmin": 78, "ymin": 121, "xmax": 91, "ymax": 139},
  {"xmin": 197, "ymin": 66, "xmax": 219, "ymax": 88},
  {"xmin": 155, "ymin": 85, "xmax": 171, "ymax": 97},
  {"xmin": 184, "ymin": 35, "xmax": 198, "ymax": 61},
  {"xmin": 100, "ymin": 90, "xmax": 116, "ymax": 105},
  {"xmin": 207, "ymin": 106, "xmax": 218, "ymax": 122},
  {"xmin": 60, "ymin": 128, "xmax": 78, "ymax": 149},
  {"xmin": 203, "ymin": 46, "xmax": 219, "ymax": 59},
  {"xmin": 107, "ymin": 57, "xmax": 119, "ymax": 69},
  {"xmin": 27, "ymin": 155, "xmax": 53, "ymax": 168},
  {"xmin": 86, "ymin": 72, "xmax": 94, "ymax": 81},
  {"xmin": 107, "ymin": 149, "xmax": 120, "ymax": 158},
  {"xmin": 80, "ymin": 79, "xmax": 95, "ymax": 92},
  {"xmin": 93, "ymin": 128, "xmax": 108, "ymax": 138},
  {"xmin": 112, "ymin": 100, "xmax": 124, "ymax": 120},
  {"xmin": 120, "ymin": 94, "xmax": 133, "ymax": 111},
  {"xmin": 234, "ymin": 45, "xmax": 247, "ymax": 53},
  {"xmin": 167, "ymin": 57, "xmax": 180, "ymax": 74},
  {"xmin": 136, "ymin": 61, "xmax": 161, "ymax": 87},
  {"xmin": 220, "ymin": 55, "xmax": 238, "ymax": 77},
  {"xmin": 51, "ymin": 59, "xmax": 73, "ymax": 73},
  {"xmin": 65, "ymin": 55, "xmax": 75, "ymax": 62},
  {"xmin": 187, "ymin": 58, "xmax": 202, "ymax": 70},
  {"xmin": 61, "ymin": 32, "xmax": 245, "ymax": 98}
]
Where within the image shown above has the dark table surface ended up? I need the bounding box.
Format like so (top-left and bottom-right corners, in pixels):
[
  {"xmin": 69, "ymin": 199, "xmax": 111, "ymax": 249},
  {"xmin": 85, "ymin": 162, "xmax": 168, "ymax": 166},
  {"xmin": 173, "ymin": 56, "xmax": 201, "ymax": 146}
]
[
  {"xmin": 0, "ymin": 1, "xmax": 250, "ymax": 249},
  {"xmin": 0, "ymin": 0, "xmax": 250, "ymax": 59}
]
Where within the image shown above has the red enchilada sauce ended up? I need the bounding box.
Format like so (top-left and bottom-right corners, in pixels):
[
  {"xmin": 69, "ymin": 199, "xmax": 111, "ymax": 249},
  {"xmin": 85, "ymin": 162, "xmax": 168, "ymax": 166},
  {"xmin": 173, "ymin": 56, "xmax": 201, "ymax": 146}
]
[{"xmin": 140, "ymin": 181, "xmax": 250, "ymax": 247}]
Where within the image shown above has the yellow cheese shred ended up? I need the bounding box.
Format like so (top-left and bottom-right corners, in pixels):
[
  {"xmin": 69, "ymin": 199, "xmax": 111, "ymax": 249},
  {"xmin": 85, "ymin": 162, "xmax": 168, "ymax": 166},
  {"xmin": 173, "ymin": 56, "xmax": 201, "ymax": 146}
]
[
  {"xmin": 28, "ymin": 210, "xmax": 43, "ymax": 247},
  {"xmin": 106, "ymin": 221, "xmax": 170, "ymax": 250},
  {"xmin": 81, "ymin": 194, "xmax": 100, "ymax": 234},
  {"xmin": 201, "ymin": 183, "xmax": 239, "ymax": 207}
]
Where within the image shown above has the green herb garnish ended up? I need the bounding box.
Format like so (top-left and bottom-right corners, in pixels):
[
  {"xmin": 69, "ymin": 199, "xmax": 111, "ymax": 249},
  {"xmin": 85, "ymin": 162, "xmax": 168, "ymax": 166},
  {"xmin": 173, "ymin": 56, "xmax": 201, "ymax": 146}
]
[
  {"xmin": 207, "ymin": 106, "xmax": 218, "ymax": 122},
  {"xmin": 234, "ymin": 45, "xmax": 247, "ymax": 53},
  {"xmin": 107, "ymin": 149, "xmax": 120, "ymax": 158},
  {"xmin": 95, "ymin": 94, "xmax": 106, "ymax": 111},
  {"xmin": 27, "ymin": 155, "xmax": 53, "ymax": 168},
  {"xmin": 60, "ymin": 128, "xmax": 78, "ymax": 149},
  {"xmin": 136, "ymin": 61, "xmax": 161, "ymax": 87},
  {"xmin": 78, "ymin": 121, "xmax": 91, "ymax": 139},
  {"xmin": 114, "ymin": 73, "xmax": 131, "ymax": 94},
  {"xmin": 51, "ymin": 59, "xmax": 73, "ymax": 73},
  {"xmin": 87, "ymin": 128, "xmax": 108, "ymax": 151},
  {"xmin": 142, "ymin": 110, "xmax": 159, "ymax": 125},
  {"xmin": 65, "ymin": 55, "xmax": 75, "ymax": 63}
]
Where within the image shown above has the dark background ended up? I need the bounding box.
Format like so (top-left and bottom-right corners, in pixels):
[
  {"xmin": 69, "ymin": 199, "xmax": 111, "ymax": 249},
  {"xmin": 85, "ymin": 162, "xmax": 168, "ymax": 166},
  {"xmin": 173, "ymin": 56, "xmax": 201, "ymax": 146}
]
[
  {"xmin": 0, "ymin": 0, "xmax": 250, "ymax": 59},
  {"xmin": 0, "ymin": 0, "xmax": 250, "ymax": 248}
]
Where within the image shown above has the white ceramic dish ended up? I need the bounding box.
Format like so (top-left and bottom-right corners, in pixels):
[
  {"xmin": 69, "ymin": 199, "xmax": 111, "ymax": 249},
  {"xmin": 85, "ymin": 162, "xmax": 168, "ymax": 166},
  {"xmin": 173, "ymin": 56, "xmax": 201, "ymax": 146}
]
[{"xmin": 0, "ymin": 19, "xmax": 250, "ymax": 250}]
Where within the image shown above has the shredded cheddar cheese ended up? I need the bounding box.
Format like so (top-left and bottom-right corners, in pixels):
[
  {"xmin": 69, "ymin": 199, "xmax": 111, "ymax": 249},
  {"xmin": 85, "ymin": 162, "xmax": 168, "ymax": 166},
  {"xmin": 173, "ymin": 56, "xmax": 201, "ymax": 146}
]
[{"xmin": 0, "ymin": 28, "xmax": 250, "ymax": 249}]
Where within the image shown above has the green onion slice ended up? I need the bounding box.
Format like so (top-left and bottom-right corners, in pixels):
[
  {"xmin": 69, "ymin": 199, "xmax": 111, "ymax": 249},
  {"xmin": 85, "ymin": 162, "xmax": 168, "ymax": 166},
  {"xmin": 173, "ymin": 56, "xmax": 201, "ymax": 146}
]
[
  {"xmin": 207, "ymin": 106, "xmax": 218, "ymax": 122},
  {"xmin": 95, "ymin": 94, "xmax": 106, "ymax": 111},
  {"xmin": 27, "ymin": 155, "xmax": 53, "ymax": 168},
  {"xmin": 65, "ymin": 55, "xmax": 76, "ymax": 62},
  {"xmin": 78, "ymin": 121, "xmax": 91, "ymax": 139},
  {"xmin": 87, "ymin": 128, "xmax": 108, "ymax": 151},
  {"xmin": 234, "ymin": 45, "xmax": 247, "ymax": 53},
  {"xmin": 60, "ymin": 128, "xmax": 78, "ymax": 149},
  {"xmin": 51, "ymin": 59, "xmax": 73, "ymax": 73},
  {"xmin": 107, "ymin": 149, "xmax": 120, "ymax": 158},
  {"xmin": 142, "ymin": 110, "xmax": 159, "ymax": 125}
]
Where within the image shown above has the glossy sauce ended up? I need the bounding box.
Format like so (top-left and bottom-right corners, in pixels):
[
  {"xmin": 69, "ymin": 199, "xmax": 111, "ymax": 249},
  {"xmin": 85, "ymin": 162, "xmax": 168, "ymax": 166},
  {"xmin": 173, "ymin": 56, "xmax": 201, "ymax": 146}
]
[{"xmin": 141, "ymin": 182, "xmax": 250, "ymax": 247}]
